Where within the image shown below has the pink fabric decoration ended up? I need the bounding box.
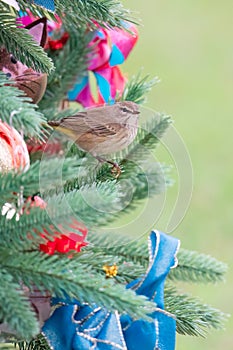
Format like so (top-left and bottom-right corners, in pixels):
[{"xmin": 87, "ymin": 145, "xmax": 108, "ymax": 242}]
[{"xmin": 68, "ymin": 22, "xmax": 138, "ymax": 107}]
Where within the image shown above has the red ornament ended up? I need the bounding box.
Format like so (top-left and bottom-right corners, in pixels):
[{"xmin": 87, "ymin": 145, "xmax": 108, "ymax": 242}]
[
  {"xmin": 27, "ymin": 196, "xmax": 88, "ymax": 255},
  {"xmin": 47, "ymin": 32, "xmax": 69, "ymax": 50},
  {"xmin": 40, "ymin": 231, "xmax": 88, "ymax": 255},
  {"xmin": 27, "ymin": 138, "xmax": 62, "ymax": 156},
  {"xmin": 0, "ymin": 121, "xmax": 30, "ymax": 173}
]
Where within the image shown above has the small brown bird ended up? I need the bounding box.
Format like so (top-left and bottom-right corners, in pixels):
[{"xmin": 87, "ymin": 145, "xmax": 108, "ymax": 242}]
[{"xmin": 48, "ymin": 101, "xmax": 140, "ymax": 177}]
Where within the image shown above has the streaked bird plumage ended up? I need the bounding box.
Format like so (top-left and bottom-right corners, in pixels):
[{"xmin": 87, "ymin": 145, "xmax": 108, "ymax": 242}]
[{"xmin": 48, "ymin": 101, "xmax": 140, "ymax": 156}]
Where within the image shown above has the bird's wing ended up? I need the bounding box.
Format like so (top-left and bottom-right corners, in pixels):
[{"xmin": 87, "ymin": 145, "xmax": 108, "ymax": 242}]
[
  {"xmin": 88, "ymin": 122, "xmax": 121, "ymax": 137},
  {"xmin": 59, "ymin": 105, "xmax": 122, "ymax": 137},
  {"xmin": 84, "ymin": 105, "xmax": 122, "ymax": 137},
  {"xmin": 60, "ymin": 112, "xmax": 90, "ymax": 135}
]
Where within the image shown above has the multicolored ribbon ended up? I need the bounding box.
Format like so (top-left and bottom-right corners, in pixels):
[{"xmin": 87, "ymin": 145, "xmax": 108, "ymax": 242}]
[
  {"xmin": 42, "ymin": 231, "xmax": 180, "ymax": 350},
  {"xmin": 17, "ymin": 13, "xmax": 136, "ymax": 107},
  {"xmin": 68, "ymin": 22, "xmax": 138, "ymax": 107}
]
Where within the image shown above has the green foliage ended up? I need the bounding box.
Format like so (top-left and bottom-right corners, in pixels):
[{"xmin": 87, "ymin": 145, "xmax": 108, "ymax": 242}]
[
  {"xmin": 16, "ymin": 0, "xmax": 136, "ymax": 30},
  {"xmin": 53, "ymin": 0, "xmax": 136, "ymax": 29},
  {"xmin": 85, "ymin": 233, "xmax": 228, "ymax": 336},
  {"xmin": 0, "ymin": 182, "xmax": 125, "ymax": 251},
  {"xmin": 169, "ymin": 248, "xmax": 228, "ymax": 283},
  {"xmin": 87, "ymin": 231, "xmax": 227, "ymax": 285},
  {"xmin": 0, "ymin": 0, "xmax": 227, "ymax": 347},
  {"xmin": 1, "ymin": 250, "xmax": 155, "ymax": 325},
  {"xmin": 115, "ymin": 113, "xmax": 172, "ymax": 209},
  {"xmin": 0, "ymin": 270, "xmax": 39, "ymax": 340},
  {"xmin": 0, "ymin": 76, "xmax": 47, "ymax": 140},
  {"xmin": 165, "ymin": 287, "xmax": 228, "ymax": 337},
  {"xmin": 121, "ymin": 113, "xmax": 172, "ymax": 160},
  {"xmin": 39, "ymin": 29, "xmax": 91, "ymax": 111},
  {"xmin": 0, "ymin": 7, "xmax": 54, "ymax": 74},
  {"xmin": 16, "ymin": 334, "xmax": 50, "ymax": 350},
  {"xmin": 60, "ymin": 112, "xmax": 172, "ymax": 203},
  {"xmin": 121, "ymin": 73, "xmax": 159, "ymax": 104},
  {"xmin": 0, "ymin": 157, "xmax": 83, "ymax": 202}
]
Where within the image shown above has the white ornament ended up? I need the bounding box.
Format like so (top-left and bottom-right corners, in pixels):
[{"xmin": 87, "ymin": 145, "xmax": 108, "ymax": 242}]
[{"xmin": 1, "ymin": 202, "xmax": 20, "ymax": 221}]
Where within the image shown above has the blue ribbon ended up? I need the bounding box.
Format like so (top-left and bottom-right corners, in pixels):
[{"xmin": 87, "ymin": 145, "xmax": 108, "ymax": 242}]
[
  {"xmin": 31, "ymin": 0, "xmax": 55, "ymax": 11},
  {"xmin": 121, "ymin": 231, "xmax": 180, "ymax": 350},
  {"xmin": 43, "ymin": 231, "xmax": 180, "ymax": 350}
]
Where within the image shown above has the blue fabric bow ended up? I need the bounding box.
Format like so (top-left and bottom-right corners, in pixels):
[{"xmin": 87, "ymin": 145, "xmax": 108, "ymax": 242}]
[
  {"xmin": 42, "ymin": 231, "xmax": 180, "ymax": 350},
  {"xmin": 32, "ymin": 0, "xmax": 55, "ymax": 11}
]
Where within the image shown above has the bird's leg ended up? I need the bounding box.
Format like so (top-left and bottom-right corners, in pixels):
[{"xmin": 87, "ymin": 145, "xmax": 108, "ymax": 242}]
[{"xmin": 95, "ymin": 156, "xmax": 121, "ymax": 179}]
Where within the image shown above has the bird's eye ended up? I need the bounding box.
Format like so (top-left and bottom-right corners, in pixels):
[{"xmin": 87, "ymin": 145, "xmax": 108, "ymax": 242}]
[
  {"xmin": 10, "ymin": 55, "xmax": 17, "ymax": 64},
  {"xmin": 121, "ymin": 107, "xmax": 129, "ymax": 113}
]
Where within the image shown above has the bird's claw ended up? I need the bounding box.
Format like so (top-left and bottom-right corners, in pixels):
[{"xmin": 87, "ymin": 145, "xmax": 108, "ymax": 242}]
[{"xmin": 111, "ymin": 163, "xmax": 121, "ymax": 179}]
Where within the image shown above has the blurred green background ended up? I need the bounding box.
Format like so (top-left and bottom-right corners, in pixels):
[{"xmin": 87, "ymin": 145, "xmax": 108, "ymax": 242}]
[{"xmin": 122, "ymin": 1, "xmax": 233, "ymax": 349}]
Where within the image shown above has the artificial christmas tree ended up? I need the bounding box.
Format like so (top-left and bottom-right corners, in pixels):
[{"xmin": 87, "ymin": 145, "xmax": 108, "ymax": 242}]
[{"xmin": 0, "ymin": 1, "xmax": 227, "ymax": 349}]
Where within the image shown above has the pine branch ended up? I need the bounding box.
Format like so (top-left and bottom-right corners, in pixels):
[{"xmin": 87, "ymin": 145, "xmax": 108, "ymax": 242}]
[
  {"xmin": 86, "ymin": 234, "xmax": 132, "ymax": 260},
  {"xmin": 0, "ymin": 8, "xmax": 54, "ymax": 74},
  {"xmin": 101, "ymin": 163, "xmax": 172, "ymax": 222},
  {"xmin": 88, "ymin": 230, "xmax": 147, "ymax": 262},
  {"xmin": 67, "ymin": 250, "xmax": 119, "ymax": 270},
  {"xmin": 87, "ymin": 232, "xmax": 227, "ymax": 285},
  {"xmin": 0, "ymin": 77, "xmax": 47, "ymax": 140},
  {"xmin": 62, "ymin": 154, "xmax": 171, "ymax": 205},
  {"xmin": 135, "ymin": 165, "xmax": 172, "ymax": 198},
  {"xmin": 63, "ymin": 113, "xmax": 172, "ymax": 194},
  {"xmin": 0, "ymin": 157, "xmax": 84, "ymax": 202},
  {"xmin": 0, "ymin": 208, "xmax": 51, "ymax": 251},
  {"xmin": 45, "ymin": 181, "xmax": 124, "ymax": 225},
  {"xmin": 118, "ymin": 163, "xmax": 171, "ymax": 202},
  {"xmin": 85, "ymin": 115, "xmax": 172, "ymax": 214},
  {"xmin": 16, "ymin": 334, "xmax": 50, "ymax": 350},
  {"xmin": 36, "ymin": 156, "xmax": 87, "ymax": 195},
  {"xmin": 121, "ymin": 73, "xmax": 159, "ymax": 105},
  {"xmin": 63, "ymin": 156, "xmax": 105, "ymax": 192},
  {"xmin": 2, "ymin": 250, "xmax": 156, "ymax": 322},
  {"xmin": 39, "ymin": 29, "xmax": 91, "ymax": 111},
  {"xmin": 54, "ymin": 0, "xmax": 137, "ymax": 30},
  {"xmin": 17, "ymin": 0, "xmax": 136, "ymax": 30},
  {"xmin": 86, "ymin": 232, "xmax": 148, "ymax": 283},
  {"xmin": 115, "ymin": 261, "xmax": 145, "ymax": 284},
  {"xmin": 88, "ymin": 113, "xmax": 172, "ymax": 188},
  {"xmin": 118, "ymin": 113, "xmax": 172, "ymax": 165},
  {"xmin": 0, "ymin": 270, "xmax": 39, "ymax": 340},
  {"xmin": 165, "ymin": 287, "xmax": 228, "ymax": 337},
  {"xmin": 168, "ymin": 249, "xmax": 227, "ymax": 284},
  {"xmin": 69, "ymin": 249, "xmax": 144, "ymax": 284},
  {"xmin": 0, "ymin": 182, "xmax": 125, "ymax": 250},
  {"xmin": 71, "ymin": 243, "xmax": 146, "ymax": 284}
]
